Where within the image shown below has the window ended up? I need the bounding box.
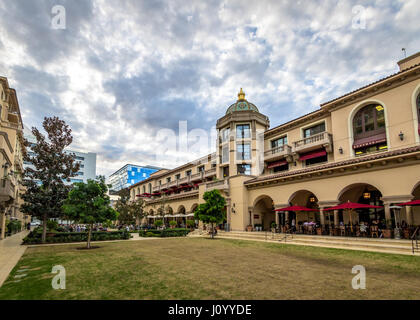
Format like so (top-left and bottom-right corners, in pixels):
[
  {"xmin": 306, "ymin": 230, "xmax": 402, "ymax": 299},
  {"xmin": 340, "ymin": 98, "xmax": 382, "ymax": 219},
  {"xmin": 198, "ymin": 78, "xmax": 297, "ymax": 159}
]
[
  {"xmin": 198, "ymin": 166, "xmax": 205, "ymax": 173},
  {"xmin": 353, "ymin": 104, "xmax": 385, "ymax": 138},
  {"xmin": 237, "ymin": 164, "xmax": 251, "ymax": 175},
  {"xmin": 186, "ymin": 170, "xmax": 192, "ymax": 176},
  {"xmin": 142, "ymin": 186, "xmax": 146, "ymax": 193},
  {"xmin": 236, "ymin": 124, "xmax": 250, "ymax": 139},
  {"xmin": 77, "ymin": 172, "xmax": 84, "ymax": 176},
  {"xmin": 271, "ymin": 136, "xmax": 287, "ymax": 149},
  {"xmin": 236, "ymin": 142, "xmax": 251, "ymax": 160},
  {"xmin": 273, "ymin": 163, "xmax": 289, "ymax": 172},
  {"xmin": 75, "ymin": 156, "xmax": 85, "ymax": 161},
  {"xmin": 222, "ymin": 145, "xmax": 229, "ymax": 163},
  {"xmin": 148, "ymin": 184, "xmax": 152, "ymax": 193},
  {"xmin": 167, "ymin": 177, "xmax": 171, "ymax": 183},
  {"xmin": 303, "ymin": 122, "xmax": 325, "ymax": 138},
  {"xmin": 223, "ymin": 166, "xmax": 229, "ymax": 177},
  {"xmin": 355, "ymin": 143, "xmax": 388, "ymax": 156},
  {"xmin": 131, "ymin": 171, "xmax": 135, "ymax": 176},
  {"xmin": 159, "ymin": 180, "xmax": 162, "ymax": 186},
  {"xmin": 305, "ymin": 154, "xmax": 328, "ymax": 166},
  {"xmin": 221, "ymin": 128, "xmax": 230, "ymax": 143},
  {"xmin": 417, "ymin": 94, "xmax": 420, "ymax": 128},
  {"xmin": 175, "ymin": 174, "xmax": 181, "ymax": 180}
]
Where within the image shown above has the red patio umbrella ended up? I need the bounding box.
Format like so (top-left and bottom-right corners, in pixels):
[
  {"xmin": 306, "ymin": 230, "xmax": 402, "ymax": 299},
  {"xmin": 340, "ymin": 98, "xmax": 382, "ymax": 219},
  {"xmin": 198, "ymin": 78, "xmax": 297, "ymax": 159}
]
[
  {"xmin": 323, "ymin": 201, "xmax": 382, "ymax": 211},
  {"xmin": 274, "ymin": 206, "xmax": 319, "ymax": 212},
  {"xmin": 324, "ymin": 201, "xmax": 382, "ymax": 233},
  {"xmin": 398, "ymin": 199, "xmax": 420, "ymax": 206}
]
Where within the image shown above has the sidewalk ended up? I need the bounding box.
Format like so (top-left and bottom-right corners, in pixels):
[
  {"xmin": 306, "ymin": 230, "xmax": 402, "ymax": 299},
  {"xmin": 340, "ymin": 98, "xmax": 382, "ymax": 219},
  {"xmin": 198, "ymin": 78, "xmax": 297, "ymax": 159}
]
[{"xmin": 0, "ymin": 231, "xmax": 29, "ymax": 287}]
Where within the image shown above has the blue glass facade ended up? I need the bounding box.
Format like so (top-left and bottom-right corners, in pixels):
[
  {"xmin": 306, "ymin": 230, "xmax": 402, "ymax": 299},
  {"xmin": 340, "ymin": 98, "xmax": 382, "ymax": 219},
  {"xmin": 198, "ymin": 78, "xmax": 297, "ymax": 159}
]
[{"xmin": 108, "ymin": 164, "xmax": 162, "ymax": 191}]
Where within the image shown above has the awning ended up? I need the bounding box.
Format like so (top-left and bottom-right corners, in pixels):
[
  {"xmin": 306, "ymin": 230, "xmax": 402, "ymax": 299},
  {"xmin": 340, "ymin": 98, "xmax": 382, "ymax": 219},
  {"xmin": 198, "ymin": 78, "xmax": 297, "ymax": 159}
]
[
  {"xmin": 267, "ymin": 160, "xmax": 288, "ymax": 169},
  {"xmin": 353, "ymin": 132, "xmax": 386, "ymax": 149},
  {"xmin": 299, "ymin": 149, "xmax": 327, "ymax": 161},
  {"xmin": 186, "ymin": 213, "xmax": 194, "ymax": 217}
]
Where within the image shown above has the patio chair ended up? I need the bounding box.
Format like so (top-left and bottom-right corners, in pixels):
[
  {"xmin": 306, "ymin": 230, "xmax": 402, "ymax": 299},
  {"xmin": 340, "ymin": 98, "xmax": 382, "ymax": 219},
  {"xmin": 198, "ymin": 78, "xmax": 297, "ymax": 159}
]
[
  {"xmin": 340, "ymin": 225, "xmax": 346, "ymax": 236},
  {"xmin": 371, "ymin": 225, "xmax": 379, "ymax": 238}
]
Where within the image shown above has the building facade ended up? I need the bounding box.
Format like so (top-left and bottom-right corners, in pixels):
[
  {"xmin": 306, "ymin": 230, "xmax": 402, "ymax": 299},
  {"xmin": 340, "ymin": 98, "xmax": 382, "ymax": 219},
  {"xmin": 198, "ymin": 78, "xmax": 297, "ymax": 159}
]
[
  {"xmin": 129, "ymin": 52, "xmax": 420, "ymax": 233},
  {"xmin": 23, "ymin": 126, "xmax": 97, "ymax": 185},
  {"xmin": 0, "ymin": 77, "xmax": 28, "ymax": 239},
  {"xmin": 108, "ymin": 164, "xmax": 164, "ymax": 192}
]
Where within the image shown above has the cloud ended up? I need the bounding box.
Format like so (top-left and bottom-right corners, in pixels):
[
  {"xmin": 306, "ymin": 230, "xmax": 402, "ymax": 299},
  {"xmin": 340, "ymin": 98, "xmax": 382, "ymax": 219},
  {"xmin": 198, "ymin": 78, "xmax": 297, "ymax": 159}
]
[{"xmin": 0, "ymin": 0, "xmax": 418, "ymax": 177}]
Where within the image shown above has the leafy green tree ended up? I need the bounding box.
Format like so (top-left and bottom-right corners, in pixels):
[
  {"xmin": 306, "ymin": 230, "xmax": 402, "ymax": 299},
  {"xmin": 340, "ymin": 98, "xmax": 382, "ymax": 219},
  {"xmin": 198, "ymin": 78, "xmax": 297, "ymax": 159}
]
[
  {"xmin": 21, "ymin": 117, "xmax": 80, "ymax": 243},
  {"xmin": 63, "ymin": 178, "xmax": 117, "ymax": 249},
  {"xmin": 115, "ymin": 188, "xmax": 145, "ymax": 226},
  {"xmin": 194, "ymin": 189, "xmax": 226, "ymax": 239}
]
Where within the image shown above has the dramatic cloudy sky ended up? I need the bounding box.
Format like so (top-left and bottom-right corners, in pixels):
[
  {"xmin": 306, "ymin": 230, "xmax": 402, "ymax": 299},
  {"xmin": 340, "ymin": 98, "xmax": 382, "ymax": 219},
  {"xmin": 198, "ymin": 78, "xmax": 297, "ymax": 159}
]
[{"xmin": 0, "ymin": 0, "xmax": 419, "ymax": 177}]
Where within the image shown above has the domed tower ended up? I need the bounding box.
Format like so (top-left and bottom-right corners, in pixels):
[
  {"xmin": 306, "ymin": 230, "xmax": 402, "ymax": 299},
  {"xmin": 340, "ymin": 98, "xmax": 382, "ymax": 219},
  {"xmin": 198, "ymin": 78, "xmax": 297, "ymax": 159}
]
[{"xmin": 216, "ymin": 89, "xmax": 270, "ymax": 179}]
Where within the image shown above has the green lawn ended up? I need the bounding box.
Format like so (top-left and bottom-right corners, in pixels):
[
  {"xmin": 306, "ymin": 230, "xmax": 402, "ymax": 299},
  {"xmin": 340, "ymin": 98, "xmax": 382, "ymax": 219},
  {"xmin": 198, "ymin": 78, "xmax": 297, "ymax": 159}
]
[{"xmin": 1, "ymin": 237, "xmax": 420, "ymax": 300}]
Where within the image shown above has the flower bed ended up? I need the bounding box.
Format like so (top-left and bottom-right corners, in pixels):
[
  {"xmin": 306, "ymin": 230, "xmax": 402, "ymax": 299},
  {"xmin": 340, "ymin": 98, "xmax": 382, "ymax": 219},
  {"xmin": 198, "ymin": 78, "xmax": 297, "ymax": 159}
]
[
  {"xmin": 139, "ymin": 228, "xmax": 191, "ymax": 238},
  {"xmin": 22, "ymin": 230, "xmax": 131, "ymax": 244}
]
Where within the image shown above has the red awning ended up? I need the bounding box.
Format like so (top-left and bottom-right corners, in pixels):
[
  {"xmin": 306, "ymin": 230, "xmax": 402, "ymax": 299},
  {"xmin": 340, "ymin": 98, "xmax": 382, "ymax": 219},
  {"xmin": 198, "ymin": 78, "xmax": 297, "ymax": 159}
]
[
  {"xmin": 353, "ymin": 132, "xmax": 386, "ymax": 149},
  {"xmin": 299, "ymin": 150, "xmax": 327, "ymax": 161},
  {"xmin": 324, "ymin": 201, "xmax": 382, "ymax": 211},
  {"xmin": 275, "ymin": 206, "xmax": 319, "ymax": 212},
  {"xmin": 267, "ymin": 160, "xmax": 288, "ymax": 169},
  {"xmin": 398, "ymin": 199, "xmax": 420, "ymax": 206}
]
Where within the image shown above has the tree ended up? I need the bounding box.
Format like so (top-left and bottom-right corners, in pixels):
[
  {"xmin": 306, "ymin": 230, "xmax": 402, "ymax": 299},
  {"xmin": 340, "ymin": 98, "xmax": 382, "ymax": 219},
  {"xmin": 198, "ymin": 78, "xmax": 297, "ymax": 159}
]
[
  {"xmin": 115, "ymin": 188, "xmax": 145, "ymax": 226},
  {"xmin": 63, "ymin": 178, "xmax": 117, "ymax": 249},
  {"xmin": 194, "ymin": 189, "xmax": 226, "ymax": 239},
  {"xmin": 21, "ymin": 117, "xmax": 80, "ymax": 243}
]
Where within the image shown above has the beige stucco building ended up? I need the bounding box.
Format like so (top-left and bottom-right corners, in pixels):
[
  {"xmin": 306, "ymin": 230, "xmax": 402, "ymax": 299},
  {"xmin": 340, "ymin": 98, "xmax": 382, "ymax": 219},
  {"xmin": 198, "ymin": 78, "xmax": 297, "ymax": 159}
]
[
  {"xmin": 129, "ymin": 52, "xmax": 420, "ymax": 234},
  {"xmin": 0, "ymin": 77, "xmax": 28, "ymax": 239}
]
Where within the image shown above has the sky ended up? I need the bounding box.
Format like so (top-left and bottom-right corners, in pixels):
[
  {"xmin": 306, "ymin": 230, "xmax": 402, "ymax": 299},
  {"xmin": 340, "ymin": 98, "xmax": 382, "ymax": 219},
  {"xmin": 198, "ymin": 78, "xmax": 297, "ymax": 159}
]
[{"xmin": 0, "ymin": 0, "xmax": 419, "ymax": 177}]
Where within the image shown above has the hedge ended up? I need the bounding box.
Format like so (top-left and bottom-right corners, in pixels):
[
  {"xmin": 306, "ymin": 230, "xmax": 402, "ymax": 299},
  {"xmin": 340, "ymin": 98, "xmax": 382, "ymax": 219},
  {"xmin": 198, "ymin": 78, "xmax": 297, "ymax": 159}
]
[
  {"xmin": 22, "ymin": 230, "xmax": 131, "ymax": 244},
  {"xmin": 139, "ymin": 228, "xmax": 191, "ymax": 238}
]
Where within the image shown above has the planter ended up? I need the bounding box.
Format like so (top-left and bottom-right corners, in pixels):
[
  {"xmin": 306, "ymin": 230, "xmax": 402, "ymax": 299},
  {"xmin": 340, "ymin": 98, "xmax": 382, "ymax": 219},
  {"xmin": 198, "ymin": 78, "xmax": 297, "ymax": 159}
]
[
  {"xmin": 246, "ymin": 225, "xmax": 253, "ymax": 232},
  {"xmin": 382, "ymin": 229, "xmax": 392, "ymax": 238},
  {"xmin": 316, "ymin": 228, "xmax": 322, "ymax": 235},
  {"xmin": 403, "ymin": 229, "xmax": 410, "ymax": 239},
  {"xmin": 271, "ymin": 228, "xmax": 276, "ymax": 233},
  {"xmin": 394, "ymin": 228, "xmax": 401, "ymax": 240}
]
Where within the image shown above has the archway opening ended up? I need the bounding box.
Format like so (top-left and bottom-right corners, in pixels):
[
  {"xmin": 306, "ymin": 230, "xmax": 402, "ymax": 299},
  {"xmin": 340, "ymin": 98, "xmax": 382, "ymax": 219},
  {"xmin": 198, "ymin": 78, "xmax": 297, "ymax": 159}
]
[
  {"xmin": 253, "ymin": 196, "xmax": 275, "ymax": 231},
  {"xmin": 288, "ymin": 190, "xmax": 319, "ymax": 234},
  {"xmin": 410, "ymin": 183, "xmax": 420, "ymax": 226},
  {"xmin": 338, "ymin": 183, "xmax": 384, "ymax": 231}
]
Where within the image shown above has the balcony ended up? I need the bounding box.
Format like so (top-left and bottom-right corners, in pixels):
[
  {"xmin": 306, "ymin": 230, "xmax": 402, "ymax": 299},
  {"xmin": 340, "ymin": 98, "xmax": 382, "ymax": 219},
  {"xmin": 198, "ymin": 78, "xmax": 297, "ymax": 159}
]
[
  {"xmin": 204, "ymin": 168, "xmax": 216, "ymax": 178},
  {"xmin": 293, "ymin": 132, "xmax": 333, "ymax": 154},
  {"xmin": 178, "ymin": 176, "xmax": 191, "ymax": 185},
  {"xmin": 0, "ymin": 178, "xmax": 16, "ymax": 203},
  {"xmin": 264, "ymin": 145, "xmax": 292, "ymax": 162},
  {"xmin": 152, "ymin": 185, "xmax": 160, "ymax": 192},
  {"xmin": 190, "ymin": 172, "xmax": 204, "ymax": 182},
  {"xmin": 205, "ymin": 179, "xmax": 229, "ymax": 193}
]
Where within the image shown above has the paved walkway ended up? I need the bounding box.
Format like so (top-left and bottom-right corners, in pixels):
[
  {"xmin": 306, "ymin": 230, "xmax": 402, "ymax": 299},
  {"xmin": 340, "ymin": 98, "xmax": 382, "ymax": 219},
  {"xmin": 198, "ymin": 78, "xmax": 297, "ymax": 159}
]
[{"xmin": 0, "ymin": 231, "xmax": 29, "ymax": 287}]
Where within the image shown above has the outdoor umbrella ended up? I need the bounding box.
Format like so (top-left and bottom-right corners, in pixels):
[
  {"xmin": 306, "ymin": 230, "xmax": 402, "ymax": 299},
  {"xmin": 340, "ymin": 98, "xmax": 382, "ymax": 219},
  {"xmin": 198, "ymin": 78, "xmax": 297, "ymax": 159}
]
[
  {"xmin": 324, "ymin": 201, "xmax": 382, "ymax": 233},
  {"xmin": 275, "ymin": 206, "xmax": 319, "ymax": 232},
  {"xmin": 398, "ymin": 199, "xmax": 420, "ymax": 206},
  {"xmin": 274, "ymin": 206, "xmax": 319, "ymax": 212}
]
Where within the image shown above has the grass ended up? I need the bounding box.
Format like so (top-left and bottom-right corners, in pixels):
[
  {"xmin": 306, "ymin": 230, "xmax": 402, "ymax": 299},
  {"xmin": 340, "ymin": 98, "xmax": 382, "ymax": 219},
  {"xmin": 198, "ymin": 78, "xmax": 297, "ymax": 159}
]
[{"xmin": 1, "ymin": 237, "xmax": 420, "ymax": 299}]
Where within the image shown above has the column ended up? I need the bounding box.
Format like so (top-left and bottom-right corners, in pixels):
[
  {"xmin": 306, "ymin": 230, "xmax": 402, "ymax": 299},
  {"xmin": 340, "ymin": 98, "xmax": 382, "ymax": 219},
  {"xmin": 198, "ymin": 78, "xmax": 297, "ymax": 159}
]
[
  {"xmin": 334, "ymin": 210, "xmax": 339, "ymax": 226},
  {"xmin": 0, "ymin": 208, "xmax": 5, "ymax": 240},
  {"xmin": 320, "ymin": 209, "xmax": 325, "ymax": 227},
  {"xmin": 384, "ymin": 203, "xmax": 392, "ymax": 227},
  {"xmin": 406, "ymin": 206, "xmax": 413, "ymax": 226},
  {"xmin": 275, "ymin": 212, "xmax": 279, "ymax": 227},
  {"xmin": 251, "ymin": 209, "xmax": 255, "ymax": 229}
]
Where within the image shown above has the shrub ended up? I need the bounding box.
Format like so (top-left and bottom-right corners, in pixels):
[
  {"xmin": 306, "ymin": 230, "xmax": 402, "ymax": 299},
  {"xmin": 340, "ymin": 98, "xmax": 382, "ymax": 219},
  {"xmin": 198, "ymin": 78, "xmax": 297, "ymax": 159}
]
[
  {"xmin": 6, "ymin": 220, "xmax": 22, "ymax": 235},
  {"xmin": 22, "ymin": 230, "xmax": 130, "ymax": 244},
  {"xmin": 169, "ymin": 220, "xmax": 177, "ymax": 227},
  {"xmin": 186, "ymin": 220, "xmax": 195, "ymax": 228},
  {"xmin": 139, "ymin": 228, "xmax": 191, "ymax": 238},
  {"xmin": 47, "ymin": 220, "xmax": 59, "ymax": 231},
  {"xmin": 154, "ymin": 220, "xmax": 163, "ymax": 228}
]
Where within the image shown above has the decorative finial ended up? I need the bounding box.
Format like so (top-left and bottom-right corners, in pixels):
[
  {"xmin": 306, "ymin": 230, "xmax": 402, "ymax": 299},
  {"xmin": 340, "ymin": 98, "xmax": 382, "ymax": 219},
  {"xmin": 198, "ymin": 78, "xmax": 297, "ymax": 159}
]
[{"xmin": 238, "ymin": 88, "xmax": 245, "ymax": 101}]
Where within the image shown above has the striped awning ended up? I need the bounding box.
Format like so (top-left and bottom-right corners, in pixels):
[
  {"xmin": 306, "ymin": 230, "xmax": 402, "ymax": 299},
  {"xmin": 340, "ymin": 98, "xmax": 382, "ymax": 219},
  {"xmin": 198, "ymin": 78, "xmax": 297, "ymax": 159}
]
[
  {"xmin": 299, "ymin": 149, "xmax": 327, "ymax": 161},
  {"xmin": 353, "ymin": 132, "xmax": 386, "ymax": 149},
  {"xmin": 267, "ymin": 160, "xmax": 288, "ymax": 169}
]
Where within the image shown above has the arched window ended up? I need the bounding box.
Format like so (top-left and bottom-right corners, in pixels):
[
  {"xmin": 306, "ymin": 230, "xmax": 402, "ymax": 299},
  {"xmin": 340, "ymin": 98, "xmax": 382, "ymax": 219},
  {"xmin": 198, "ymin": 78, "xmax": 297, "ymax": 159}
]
[
  {"xmin": 148, "ymin": 183, "xmax": 152, "ymax": 193},
  {"xmin": 353, "ymin": 104, "xmax": 387, "ymax": 155},
  {"xmin": 417, "ymin": 94, "xmax": 420, "ymax": 134}
]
